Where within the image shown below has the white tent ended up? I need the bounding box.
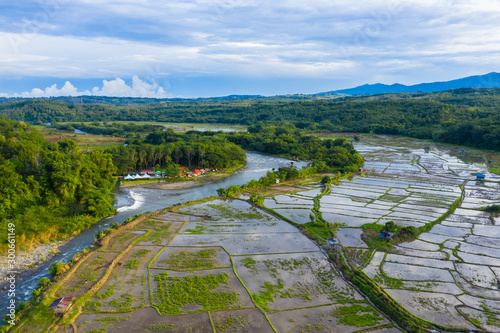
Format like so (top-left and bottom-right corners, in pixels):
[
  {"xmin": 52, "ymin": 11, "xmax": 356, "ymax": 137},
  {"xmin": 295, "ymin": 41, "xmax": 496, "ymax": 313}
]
[
  {"xmin": 142, "ymin": 174, "xmax": 151, "ymax": 178},
  {"xmin": 124, "ymin": 174, "xmax": 134, "ymax": 180},
  {"xmin": 133, "ymin": 174, "xmax": 143, "ymax": 180}
]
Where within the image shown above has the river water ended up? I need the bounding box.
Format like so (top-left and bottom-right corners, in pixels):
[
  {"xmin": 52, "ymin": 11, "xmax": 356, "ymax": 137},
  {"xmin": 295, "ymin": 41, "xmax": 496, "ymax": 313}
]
[{"xmin": 0, "ymin": 152, "xmax": 306, "ymax": 317}]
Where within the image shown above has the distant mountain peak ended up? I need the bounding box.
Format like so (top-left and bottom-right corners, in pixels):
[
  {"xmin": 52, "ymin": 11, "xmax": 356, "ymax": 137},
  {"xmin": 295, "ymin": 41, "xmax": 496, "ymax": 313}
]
[{"xmin": 320, "ymin": 72, "xmax": 500, "ymax": 96}]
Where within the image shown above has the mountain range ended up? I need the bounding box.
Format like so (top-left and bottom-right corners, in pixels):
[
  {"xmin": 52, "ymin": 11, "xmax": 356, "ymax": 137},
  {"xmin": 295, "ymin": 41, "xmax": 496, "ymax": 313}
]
[{"xmin": 321, "ymin": 72, "xmax": 500, "ymax": 96}]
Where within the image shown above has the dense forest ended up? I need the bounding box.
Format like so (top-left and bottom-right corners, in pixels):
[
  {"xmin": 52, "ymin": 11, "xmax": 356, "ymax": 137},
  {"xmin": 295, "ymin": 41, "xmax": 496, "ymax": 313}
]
[
  {"xmin": 107, "ymin": 129, "xmax": 246, "ymax": 174},
  {"xmin": 223, "ymin": 124, "xmax": 363, "ymax": 172},
  {"xmin": 105, "ymin": 124, "xmax": 362, "ymax": 175},
  {"xmin": 0, "ymin": 88, "xmax": 500, "ymax": 150},
  {"xmin": 0, "ymin": 119, "xmax": 116, "ymax": 252}
]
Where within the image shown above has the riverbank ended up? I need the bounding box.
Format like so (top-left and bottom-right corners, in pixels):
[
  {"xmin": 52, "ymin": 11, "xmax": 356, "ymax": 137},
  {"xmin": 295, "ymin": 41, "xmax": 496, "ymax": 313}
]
[
  {"xmin": 0, "ymin": 240, "xmax": 68, "ymax": 282},
  {"xmin": 120, "ymin": 164, "xmax": 246, "ymax": 190}
]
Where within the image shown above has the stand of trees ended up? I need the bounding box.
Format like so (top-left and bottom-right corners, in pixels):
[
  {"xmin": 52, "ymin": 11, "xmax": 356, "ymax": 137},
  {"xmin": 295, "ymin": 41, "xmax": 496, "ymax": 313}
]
[
  {"xmin": 222, "ymin": 124, "xmax": 363, "ymax": 173},
  {"xmin": 108, "ymin": 125, "xmax": 363, "ymax": 175},
  {"xmin": 107, "ymin": 129, "xmax": 246, "ymax": 174},
  {"xmin": 0, "ymin": 119, "xmax": 117, "ymax": 252}
]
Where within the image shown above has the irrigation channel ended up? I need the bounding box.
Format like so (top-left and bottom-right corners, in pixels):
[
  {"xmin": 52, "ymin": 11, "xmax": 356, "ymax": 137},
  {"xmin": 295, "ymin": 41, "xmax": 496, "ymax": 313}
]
[{"xmin": 0, "ymin": 152, "xmax": 307, "ymax": 318}]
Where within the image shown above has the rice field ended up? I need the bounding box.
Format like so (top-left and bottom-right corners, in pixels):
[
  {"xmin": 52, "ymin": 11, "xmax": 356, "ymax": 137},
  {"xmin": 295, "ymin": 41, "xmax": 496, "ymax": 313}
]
[
  {"xmin": 55, "ymin": 135, "xmax": 500, "ymax": 332},
  {"xmin": 354, "ymin": 135, "xmax": 500, "ymax": 332}
]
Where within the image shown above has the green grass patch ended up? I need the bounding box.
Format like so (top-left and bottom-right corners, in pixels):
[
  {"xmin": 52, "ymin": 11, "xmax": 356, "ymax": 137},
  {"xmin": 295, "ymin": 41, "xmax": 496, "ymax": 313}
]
[
  {"xmin": 215, "ymin": 314, "xmax": 251, "ymax": 331},
  {"xmin": 152, "ymin": 272, "xmax": 239, "ymax": 314},
  {"xmin": 143, "ymin": 221, "xmax": 172, "ymax": 244},
  {"xmin": 333, "ymin": 304, "xmax": 382, "ymax": 327},
  {"xmin": 109, "ymin": 293, "xmax": 134, "ymax": 309},
  {"xmin": 185, "ymin": 223, "xmax": 207, "ymax": 234},
  {"xmin": 253, "ymin": 280, "xmax": 287, "ymax": 311},
  {"xmin": 96, "ymin": 284, "xmax": 116, "ymax": 299},
  {"xmin": 161, "ymin": 249, "xmax": 217, "ymax": 270},
  {"xmin": 240, "ymin": 257, "xmax": 258, "ymax": 274},
  {"xmin": 83, "ymin": 301, "xmax": 103, "ymax": 313},
  {"xmin": 205, "ymin": 203, "xmax": 271, "ymax": 221}
]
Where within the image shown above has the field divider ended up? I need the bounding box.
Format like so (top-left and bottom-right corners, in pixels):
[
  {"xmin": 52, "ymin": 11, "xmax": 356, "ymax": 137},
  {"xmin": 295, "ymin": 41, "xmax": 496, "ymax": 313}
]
[
  {"xmin": 231, "ymin": 251, "xmax": 319, "ymax": 257},
  {"xmin": 208, "ymin": 312, "xmax": 216, "ymax": 332},
  {"xmin": 270, "ymin": 302, "xmax": 337, "ymax": 313},
  {"xmin": 220, "ymin": 246, "xmax": 278, "ymax": 333}
]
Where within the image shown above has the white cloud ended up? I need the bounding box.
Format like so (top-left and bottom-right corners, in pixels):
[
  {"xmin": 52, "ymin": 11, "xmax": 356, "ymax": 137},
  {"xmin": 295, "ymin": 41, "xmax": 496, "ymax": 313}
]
[
  {"xmin": 92, "ymin": 76, "xmax": 168, "ymax": 98},
  {"xmin": 15, "ymin": 76, "xmax": 169, "ymax": 98},
  {"xmin": 2, "ymin": 0, "xmax": 500, "ymax": 94},
  {"xmin": 20, "ymin": 81, "xmax": 88, "ymax": 97}
]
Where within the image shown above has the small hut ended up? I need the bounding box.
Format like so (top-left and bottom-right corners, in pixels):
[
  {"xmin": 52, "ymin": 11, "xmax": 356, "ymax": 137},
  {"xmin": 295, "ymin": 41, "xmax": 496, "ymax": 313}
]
[
  {"xmin": 380, "ymin": 229, "xmax": 394, "ymax": 240},
  {"xmin": 49, "ymin": 297, "xmax": 72, "ymax": 315},
  {"xmin": 476, "ymin": 174, "xmax": 485, "ymax": 180},
  {"xmin": 327, "ymin": 237, "xmax": 339, "ymax": 247}
]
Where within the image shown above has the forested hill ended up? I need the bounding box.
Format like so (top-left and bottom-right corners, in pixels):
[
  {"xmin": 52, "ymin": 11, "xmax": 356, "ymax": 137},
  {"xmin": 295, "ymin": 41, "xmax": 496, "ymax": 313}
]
[
  {"xmin": 0, "ymin": 119, "xmax": 117, "ymax": 252},
  {"xmin": 0, "ymin": 88, "xmax": 500, "ymax": 150}
]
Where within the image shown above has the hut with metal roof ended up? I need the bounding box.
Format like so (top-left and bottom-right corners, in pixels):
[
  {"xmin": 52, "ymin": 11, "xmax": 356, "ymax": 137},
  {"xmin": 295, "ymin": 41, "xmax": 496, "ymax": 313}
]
[{"xmin": 48, "ymin": 297, "xmax": 72, "ymax": 315}]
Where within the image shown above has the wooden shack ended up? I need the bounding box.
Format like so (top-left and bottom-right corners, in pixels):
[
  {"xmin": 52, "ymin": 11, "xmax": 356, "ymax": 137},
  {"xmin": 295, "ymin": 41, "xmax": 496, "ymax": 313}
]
[
  {"xmin": 49, "ymin": 297, "xmax": 72, "ymax": 315},
  {"xmin": 380, "ymin": 229, "xmax": 394, "ymax": 240}
]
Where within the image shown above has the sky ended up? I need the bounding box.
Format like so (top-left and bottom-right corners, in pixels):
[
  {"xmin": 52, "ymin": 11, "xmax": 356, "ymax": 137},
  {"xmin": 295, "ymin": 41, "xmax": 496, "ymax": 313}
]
[{"xmin": 0, "ymin": 0, "xmax": 499, "ymax": 98}]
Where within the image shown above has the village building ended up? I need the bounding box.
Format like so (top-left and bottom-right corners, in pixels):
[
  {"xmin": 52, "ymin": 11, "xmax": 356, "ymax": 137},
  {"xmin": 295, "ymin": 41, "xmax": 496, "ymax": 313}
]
[
  {"xmin": 380, "ymin": 229, "xmax": 394, "ymax": 240},
  {"xmin": 49, "ymin": 297, "xmax": 72, "ymax": 315}
]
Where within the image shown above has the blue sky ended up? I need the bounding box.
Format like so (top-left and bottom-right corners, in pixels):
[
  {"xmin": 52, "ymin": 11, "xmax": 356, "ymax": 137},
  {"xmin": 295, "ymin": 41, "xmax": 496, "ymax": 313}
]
[{"xmin": 0, "ymin": 0, "xmax": 499, "ymax": 98}]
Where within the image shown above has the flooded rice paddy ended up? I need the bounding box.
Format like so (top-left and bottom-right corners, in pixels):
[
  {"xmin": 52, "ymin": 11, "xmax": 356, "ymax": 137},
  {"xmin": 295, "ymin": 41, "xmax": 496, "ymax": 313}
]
[{"xmin": 62, "ymin": 136, "xmax": 500, "ymax": 332}]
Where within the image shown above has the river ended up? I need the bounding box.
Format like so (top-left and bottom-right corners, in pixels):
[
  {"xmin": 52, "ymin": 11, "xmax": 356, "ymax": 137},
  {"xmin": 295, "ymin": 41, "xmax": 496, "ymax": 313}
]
[{"xmin": 0, "ymin": 152, "xmax": 306, "ymax": 318}]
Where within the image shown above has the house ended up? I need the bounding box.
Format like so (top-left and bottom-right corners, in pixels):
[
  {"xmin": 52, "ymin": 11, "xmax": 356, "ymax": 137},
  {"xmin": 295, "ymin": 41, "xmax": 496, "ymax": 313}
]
[
  {"xmin": 141, "ymin": 170, "xmax": 153, "ymax": 175},
  {"xmin": 49, "ymin": 297, "xmax": 72, "ymax": 315},
  {"xmin": 380, "ymin": 229, "xmax": 394, "ymax": 240},
  {"xmin": 327, "ymin": 237, "xmax": 339, "ymax": 247},
  {"xmin": 476, "ymin": 174, "xmax": 485, "ymax": 180}
]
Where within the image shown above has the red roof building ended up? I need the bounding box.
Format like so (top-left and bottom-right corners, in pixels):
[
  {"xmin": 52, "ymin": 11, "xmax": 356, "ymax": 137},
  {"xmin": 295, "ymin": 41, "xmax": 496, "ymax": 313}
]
[{"xmin": 49, "ymin": 297, "xmax": 72, "ymax": 314}]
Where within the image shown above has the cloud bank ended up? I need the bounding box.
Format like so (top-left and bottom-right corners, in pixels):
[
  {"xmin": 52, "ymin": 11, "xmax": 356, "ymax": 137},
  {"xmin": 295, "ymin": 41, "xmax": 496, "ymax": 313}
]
[
  {"xmin": 1, "ymin": 0, "xmax": 500, "ymax": 96},
  {"xmin": 15, "ymin": 76, "xmax": 169, "ymax": 98}
]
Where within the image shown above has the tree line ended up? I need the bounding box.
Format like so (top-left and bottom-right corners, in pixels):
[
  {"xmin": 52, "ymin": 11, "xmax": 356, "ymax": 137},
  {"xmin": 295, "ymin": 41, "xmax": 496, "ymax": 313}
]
[
  {"xmin": 106, "ymin": 129, "xmax": 246, "ymax": 174},
  {"xmin": 1, "ymin": 88, "xmax": 500, "ymax": 150}
]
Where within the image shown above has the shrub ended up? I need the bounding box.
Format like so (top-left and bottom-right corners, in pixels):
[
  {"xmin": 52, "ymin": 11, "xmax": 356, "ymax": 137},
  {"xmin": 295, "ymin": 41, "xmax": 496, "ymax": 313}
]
[
  {"xmin": 37, "ymin": 277, "xmax": 52, "ymax": 289},
  {"xmin": 321, "ymin": 175, "xmax": 331, "ymax": 184},
  {"xmin": 49, "ymin": 262, "xmax": 69, "ymax": 277},
  {"xmin": 384, "ymin": 221, "xmax": 397, "ymax": 232}
]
